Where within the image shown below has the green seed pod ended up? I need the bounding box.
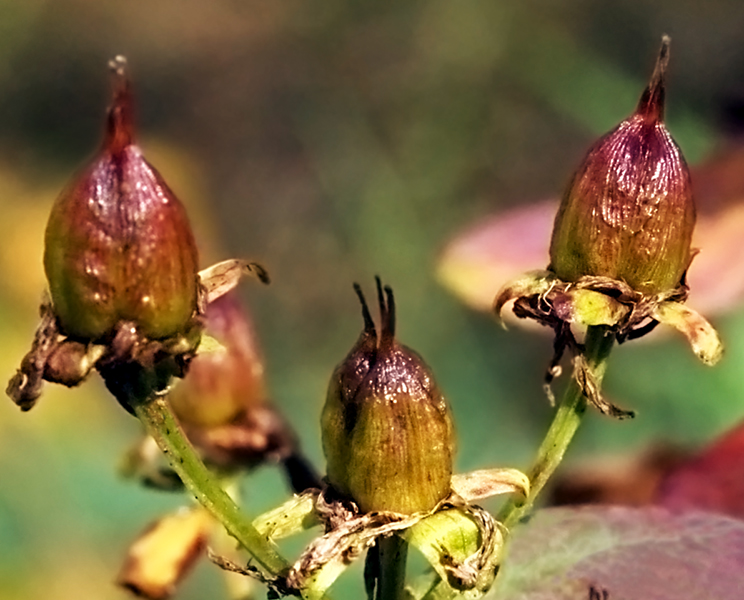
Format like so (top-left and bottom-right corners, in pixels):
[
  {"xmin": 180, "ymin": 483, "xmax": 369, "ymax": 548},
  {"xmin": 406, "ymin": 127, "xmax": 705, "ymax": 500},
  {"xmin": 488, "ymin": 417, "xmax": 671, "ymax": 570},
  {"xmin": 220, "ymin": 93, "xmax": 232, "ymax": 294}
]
[
  {"xmin": 549, "ymin": 37, "xmax": 695, "ymax": 295},
  {"xmin": 322, "ymin": 279, "xmax": 455, "ymax": 515},
  {"xmin": 44, "ymin": 57, "xmax": 199, "ymax": 340}
]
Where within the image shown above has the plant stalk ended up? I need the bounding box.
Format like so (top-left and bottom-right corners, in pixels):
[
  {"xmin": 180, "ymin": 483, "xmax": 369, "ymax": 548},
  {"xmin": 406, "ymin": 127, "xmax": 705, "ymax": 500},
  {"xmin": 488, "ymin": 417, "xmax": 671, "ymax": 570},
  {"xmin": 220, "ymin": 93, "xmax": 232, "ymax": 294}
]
[
  {"xmin": 132, "ymin": 394, "xmax": 289, "ymax": 576},
  {"xmin": 375, "ymin": 534, "xmax": 409, "ymax": 600},
  {"xmin": 499, "ymin": 325, "xmax": 614, "ymax": 529}
]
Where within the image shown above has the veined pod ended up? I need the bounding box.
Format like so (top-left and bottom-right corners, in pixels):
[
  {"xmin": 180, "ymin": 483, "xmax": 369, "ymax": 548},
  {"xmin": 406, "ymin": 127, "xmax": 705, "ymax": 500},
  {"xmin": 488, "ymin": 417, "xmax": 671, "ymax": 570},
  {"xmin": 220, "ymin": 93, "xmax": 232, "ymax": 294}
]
[
  {"xmin": 549, "ymin": 37, "xmax": 695, "ymax": 295},
  {"xmin": 322, "ymin": 279, "xmax": 455, "ymax": 515},
  {"xmin": 44, "ymin": 56, "xmax": 199, "ymax": 341}
]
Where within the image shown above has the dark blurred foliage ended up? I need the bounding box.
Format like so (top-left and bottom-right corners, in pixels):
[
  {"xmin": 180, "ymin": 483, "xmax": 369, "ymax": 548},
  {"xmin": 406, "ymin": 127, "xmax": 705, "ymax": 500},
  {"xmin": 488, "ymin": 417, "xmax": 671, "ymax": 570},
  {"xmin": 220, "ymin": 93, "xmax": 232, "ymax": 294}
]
[{"xmin": 4, "ymin": 1, "xmax": 744, "ymax": 598}]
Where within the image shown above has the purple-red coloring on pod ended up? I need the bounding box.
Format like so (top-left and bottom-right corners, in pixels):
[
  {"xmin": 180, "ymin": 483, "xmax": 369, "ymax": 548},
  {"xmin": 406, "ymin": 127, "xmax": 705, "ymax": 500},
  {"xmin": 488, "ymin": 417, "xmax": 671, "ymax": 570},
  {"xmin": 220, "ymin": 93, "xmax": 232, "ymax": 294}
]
[
  {"xmin": 44, "ymin": 56, "xmax": 199, "ymax": 341},
  {"xmin": 549, "ymin": 37, "xmax": 695, "ymax": 295}
]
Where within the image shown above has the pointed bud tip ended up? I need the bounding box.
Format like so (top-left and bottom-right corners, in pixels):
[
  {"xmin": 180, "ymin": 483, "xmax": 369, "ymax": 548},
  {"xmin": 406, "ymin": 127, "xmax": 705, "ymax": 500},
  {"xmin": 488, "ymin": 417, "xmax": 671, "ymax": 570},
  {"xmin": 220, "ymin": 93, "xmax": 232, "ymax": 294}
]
[
  {"xmin": 108, "ymin": 55, "xmax": 128, "ymax": 77},
  {"xmin": 353, "ymin": 282, "xmax": 376, "ymax": 335},
  {"xmin": 636, "ymin": 36, "xmax": 671, "ymax": 123},
  {"xmin": 105, "ymin": 55, "xmax": 134, "ymax": 154}
]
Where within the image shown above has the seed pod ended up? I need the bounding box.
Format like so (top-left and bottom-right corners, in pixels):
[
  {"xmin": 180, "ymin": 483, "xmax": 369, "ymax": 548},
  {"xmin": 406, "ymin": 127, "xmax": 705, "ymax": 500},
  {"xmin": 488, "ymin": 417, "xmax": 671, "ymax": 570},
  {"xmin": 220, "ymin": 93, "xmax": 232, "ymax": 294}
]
[
  {"xmin": 44, "ymin": 56, "xmax": 199, "ymax": 340},
  {"xmin": 549, "ymin": 37, "xmax": 695, "ymax": 295},
  {"xmin": 322, "ymin": 279, "xmax": 455, "ymax": 515}
]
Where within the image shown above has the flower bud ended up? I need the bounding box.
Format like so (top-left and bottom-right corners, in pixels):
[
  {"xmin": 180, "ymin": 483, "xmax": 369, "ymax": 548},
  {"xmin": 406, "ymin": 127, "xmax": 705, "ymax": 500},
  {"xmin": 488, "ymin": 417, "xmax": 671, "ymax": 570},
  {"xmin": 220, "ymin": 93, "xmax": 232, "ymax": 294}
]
[
  {"xmin": 549, "ymin": 38, "xmax": 695, "ymax": 295},
  {"xmin": 43, "ymin": 56, "xmax": 199, "ymax": 340},
  {"xmin": 322, "ymin": 279, "xmax": 455, "ymax": 514},
  {"xmin": 170, "ymin": 293, "xmax": 267, "ymax": 428},
  {"xmin": 168, "ymin": 293, "xmax": 301, "ymax": 474}
]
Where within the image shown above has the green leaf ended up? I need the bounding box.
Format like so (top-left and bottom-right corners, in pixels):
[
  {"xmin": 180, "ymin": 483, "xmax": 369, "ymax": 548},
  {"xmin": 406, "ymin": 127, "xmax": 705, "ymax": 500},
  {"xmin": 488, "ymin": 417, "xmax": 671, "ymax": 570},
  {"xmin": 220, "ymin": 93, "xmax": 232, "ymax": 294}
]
[{"xmin": 491, "ymin": 506, "xmax": 744, "ymax": 599}]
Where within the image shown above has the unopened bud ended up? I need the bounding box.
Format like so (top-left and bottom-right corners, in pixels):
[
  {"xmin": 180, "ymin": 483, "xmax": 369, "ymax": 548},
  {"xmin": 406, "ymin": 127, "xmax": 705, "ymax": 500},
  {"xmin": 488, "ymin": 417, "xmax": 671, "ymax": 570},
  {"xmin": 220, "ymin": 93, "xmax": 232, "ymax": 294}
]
[
  {"xmin": 322, "ymin": 279, "xmax": 455, "ymax": 514},
  {"xmin": 44, "ymin": 56, "xmax": 199, "ymax": 340},
  {"xmin": 170, "ymin": 293, "xmax": 267, "ymax": 428},
  {"xmin": 549, "ymin": 37, "xmax": 695, "ymax": 295},
  {"xmin": 169, "ymin": 293, "xmax": 300, "ymax": 474}
]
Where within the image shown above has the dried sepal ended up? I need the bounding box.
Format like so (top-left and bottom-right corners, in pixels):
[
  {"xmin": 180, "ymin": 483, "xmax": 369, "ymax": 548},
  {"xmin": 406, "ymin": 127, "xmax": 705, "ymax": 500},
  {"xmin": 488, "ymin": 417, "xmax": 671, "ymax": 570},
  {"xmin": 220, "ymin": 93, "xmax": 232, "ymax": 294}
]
[
  {"xmin": 451, "ymin": 468, "xmax": 530, "ymax": 502},
  {"xmin": 494, "ymin": 269, "xmax": 705, "ymax": 417},
  {"xmin": 44, "ymin": 340, "xmax": 107, "ymax": 387},
  {"xmin": 198, "ymin": 259, "xmax": 269, "ymax": 307},
  {"xmin": 212, "ymin": 466, "xmax": 529, "ymax": 599},
  {"xmin": 7, "ymin": 301, "xmax": 66, "ymax": 410},
  {"xmin": 572, "ymin": 353, "xmax": 635, "ymax": 419},
  {"xmin": 493, "ymin": 270, "xmax": 556, "ymax": 326},
  {"xmin": 496, "ymin": 273, "xmax": 685, "ymax": 338},
  {"xmin": 568, "ymin": 289, "xmax": 629, "ymax": 327},
  {"xmin": 652, "ymin": 301, "xmax": 723, "ymax": 365},
  {"xmin": 207, "ymin": 552, "xmax": 292, "ymax": 599},
  {"xmin": 252, "ymin": 492, "xmax": 320, "ymax": 540}
]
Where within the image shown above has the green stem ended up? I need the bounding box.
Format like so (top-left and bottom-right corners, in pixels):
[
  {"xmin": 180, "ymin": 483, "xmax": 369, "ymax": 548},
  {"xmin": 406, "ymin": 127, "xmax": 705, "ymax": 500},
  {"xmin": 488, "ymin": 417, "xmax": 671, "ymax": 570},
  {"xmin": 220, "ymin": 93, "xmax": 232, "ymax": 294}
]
[
  {"xmin": 499, "ymin": 325, "xmax": 614, "ymax": 529},
  {"xmin": 375, "ymin": 535, "xmax": 408, "ymax": 600},
  {"xmin": 132, "ymin": 394, "xmax": 289, "ymax": 577}
]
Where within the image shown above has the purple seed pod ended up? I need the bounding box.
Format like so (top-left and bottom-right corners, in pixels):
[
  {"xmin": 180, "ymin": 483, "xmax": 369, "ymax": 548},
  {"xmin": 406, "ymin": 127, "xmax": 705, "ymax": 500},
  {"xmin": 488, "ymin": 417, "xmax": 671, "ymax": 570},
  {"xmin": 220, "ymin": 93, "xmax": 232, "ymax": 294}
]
[
  {"xmin": 44, "ymin": 57, "xmax": 199, "ymax": 341},
  {"xmin": 549, "ymin": 37, "xmax": 695, "ymax": 295}
]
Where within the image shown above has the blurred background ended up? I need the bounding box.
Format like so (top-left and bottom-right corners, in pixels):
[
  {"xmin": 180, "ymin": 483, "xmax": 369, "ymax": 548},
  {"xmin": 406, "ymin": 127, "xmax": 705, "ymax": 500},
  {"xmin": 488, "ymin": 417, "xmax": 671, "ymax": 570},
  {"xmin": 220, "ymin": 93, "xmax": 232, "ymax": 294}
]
[{"xmin": 4, "ymin": 1, "xmax": 744, "ymax": 598}]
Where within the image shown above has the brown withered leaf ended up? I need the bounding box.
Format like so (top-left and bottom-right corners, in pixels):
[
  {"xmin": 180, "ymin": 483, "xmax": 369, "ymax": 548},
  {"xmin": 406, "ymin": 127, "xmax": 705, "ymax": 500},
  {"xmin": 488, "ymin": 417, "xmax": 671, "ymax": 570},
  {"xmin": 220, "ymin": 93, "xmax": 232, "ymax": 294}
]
[{"xmin": 572, "ymin": 354, "xmax": 635, "ymax": 419}]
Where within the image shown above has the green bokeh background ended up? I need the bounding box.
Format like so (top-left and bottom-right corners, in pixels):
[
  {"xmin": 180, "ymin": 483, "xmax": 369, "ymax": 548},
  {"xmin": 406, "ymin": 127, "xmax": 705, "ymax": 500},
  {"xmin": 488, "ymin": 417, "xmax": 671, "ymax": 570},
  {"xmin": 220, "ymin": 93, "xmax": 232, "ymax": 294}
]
[{"xmin": 2, "ymin": 1, "xmax": 744, "ymax": 598}]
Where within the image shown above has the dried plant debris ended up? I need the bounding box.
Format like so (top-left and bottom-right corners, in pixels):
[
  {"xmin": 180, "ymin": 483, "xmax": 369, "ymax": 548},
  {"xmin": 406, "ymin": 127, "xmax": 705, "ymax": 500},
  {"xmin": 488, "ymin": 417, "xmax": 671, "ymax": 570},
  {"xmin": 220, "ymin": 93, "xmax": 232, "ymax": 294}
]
[
  {"xmin": 210, "ymin": 467, "xmax": 527, "ymax": 599},
  {"xmin": 494, "ymin": 270, "xmax": 721, "ymax": 417}
]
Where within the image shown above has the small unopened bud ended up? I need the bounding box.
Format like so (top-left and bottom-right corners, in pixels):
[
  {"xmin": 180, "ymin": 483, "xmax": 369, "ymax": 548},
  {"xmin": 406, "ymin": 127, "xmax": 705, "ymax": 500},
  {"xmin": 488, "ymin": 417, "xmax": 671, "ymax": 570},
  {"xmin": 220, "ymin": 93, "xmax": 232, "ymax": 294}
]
[
  {"xmin": 549, "ymin": 37, "xmax": 695, "ymax": 295},
  {"xmin": 44, "ymin": 56, "xmax": 199, "ymax": 340},
  {"xmin": 322, "ymin": 279, "xmax": 455, "ymax": 514},
  {"xmin": 170, "ymin": 293, "xmax": 267, "ymax": 428},
  {"xmin": 169, "ymin": 293, "xmax": 302, "ymax": 476}
]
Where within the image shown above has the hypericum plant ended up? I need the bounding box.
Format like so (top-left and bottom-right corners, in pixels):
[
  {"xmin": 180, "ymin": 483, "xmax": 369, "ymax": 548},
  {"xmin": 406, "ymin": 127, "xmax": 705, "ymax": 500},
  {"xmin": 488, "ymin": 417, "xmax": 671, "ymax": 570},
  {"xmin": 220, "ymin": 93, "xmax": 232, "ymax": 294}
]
[
  {"xmin": 118, "ymin": 291, "xmax": 320, "ymax": 599},
  {"xmin": 4, "ymin": 40, "xmax": 729, "ymax": 600},
  {"xmin": 494, "ymin": 37, "xmax": 722, "ymax": 528},
  {"xmin": 6, "ymin": 56, "xmax": 287, "ymax": 581},
  {"xmin": 209, "ymin": 280, "xmax": 528, "ymax": 600}
]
